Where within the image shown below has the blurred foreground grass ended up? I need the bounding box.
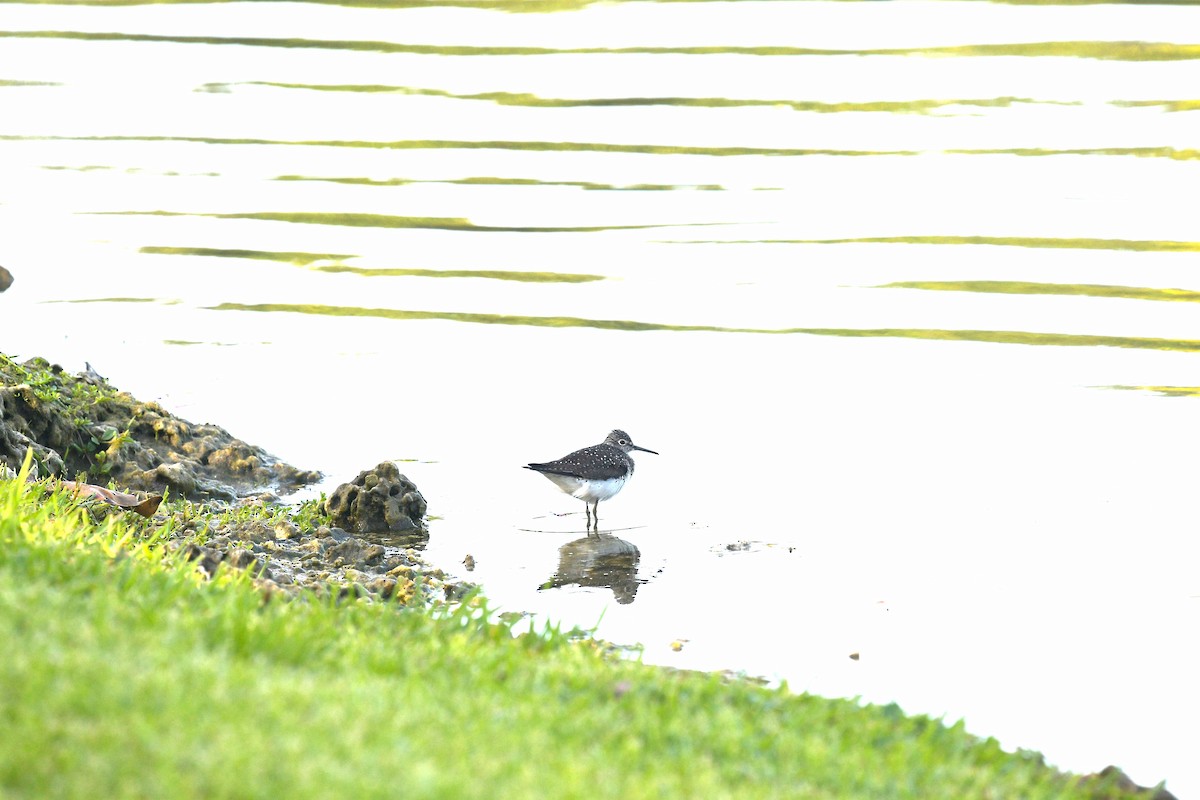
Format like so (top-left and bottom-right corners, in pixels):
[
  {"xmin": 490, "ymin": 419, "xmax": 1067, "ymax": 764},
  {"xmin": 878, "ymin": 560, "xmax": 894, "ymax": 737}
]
[{"xmin": 0, "ymin": 467, "xmax": 1155, "ymax": 799}]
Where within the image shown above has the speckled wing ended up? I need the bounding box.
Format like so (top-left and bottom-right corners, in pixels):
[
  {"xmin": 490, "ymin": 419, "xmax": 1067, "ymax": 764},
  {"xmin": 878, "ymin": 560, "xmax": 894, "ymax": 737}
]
[{"xmin": 525, "ymin": 444, "xmax": 631, "ymax": 481}]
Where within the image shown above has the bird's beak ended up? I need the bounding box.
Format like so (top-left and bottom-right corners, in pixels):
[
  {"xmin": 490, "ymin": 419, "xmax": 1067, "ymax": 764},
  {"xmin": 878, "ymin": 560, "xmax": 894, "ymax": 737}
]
[{"xmin": 633, "ymin": 445, "xmax": 658, "ymax": 455}]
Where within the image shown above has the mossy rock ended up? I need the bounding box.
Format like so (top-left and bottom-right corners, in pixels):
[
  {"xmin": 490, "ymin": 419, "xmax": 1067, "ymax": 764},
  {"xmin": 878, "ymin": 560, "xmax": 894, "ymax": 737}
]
[
  {"xmin": 325, "ymin": 461, "xmax": 427, "ymax": 534},
  {"xmin": 0, "ymin": 354, "xmax": 320, "ymax": 499}
]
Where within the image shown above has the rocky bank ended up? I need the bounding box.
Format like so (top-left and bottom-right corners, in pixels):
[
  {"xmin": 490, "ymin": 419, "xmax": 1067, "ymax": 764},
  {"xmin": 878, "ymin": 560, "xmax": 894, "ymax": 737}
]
[{"xmin": 1, "ymin": 353, "xmax": 464, "ymax": 605}]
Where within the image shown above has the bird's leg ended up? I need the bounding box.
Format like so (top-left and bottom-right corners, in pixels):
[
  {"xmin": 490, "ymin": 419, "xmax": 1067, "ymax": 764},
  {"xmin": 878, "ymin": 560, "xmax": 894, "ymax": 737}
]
[
  {"xmin": 585, "ymin": 503, "xmax": 593, "ymax": 530},
  {"xmin": 591, "ymin": 501, "xmax": 599, "ymax": 531}
]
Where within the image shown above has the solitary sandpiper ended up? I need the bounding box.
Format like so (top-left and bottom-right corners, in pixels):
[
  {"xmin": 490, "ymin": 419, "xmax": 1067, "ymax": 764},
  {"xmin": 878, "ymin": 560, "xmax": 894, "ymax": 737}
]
[{"xmin": 525, "ymin": 429, "xmax": 658, "ymax": 530}]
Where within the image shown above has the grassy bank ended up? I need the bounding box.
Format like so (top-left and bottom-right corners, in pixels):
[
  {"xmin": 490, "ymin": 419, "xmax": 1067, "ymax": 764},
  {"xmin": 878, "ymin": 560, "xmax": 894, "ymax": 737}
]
[{"xmin": 0, "ymin": 469, "xmax": 1152, "ymax": 799}]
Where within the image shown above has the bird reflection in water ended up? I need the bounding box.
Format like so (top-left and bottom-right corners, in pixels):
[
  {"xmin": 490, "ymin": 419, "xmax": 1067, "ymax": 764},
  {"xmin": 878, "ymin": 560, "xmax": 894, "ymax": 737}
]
[{"xmin": 542, "ymin": 533, "xmax": 643, "ymax": 604}]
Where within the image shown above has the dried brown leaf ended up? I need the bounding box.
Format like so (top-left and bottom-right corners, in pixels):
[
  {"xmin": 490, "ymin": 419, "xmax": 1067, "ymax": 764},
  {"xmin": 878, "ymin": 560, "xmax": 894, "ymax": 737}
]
[{"xmin": 61, "ymin": 480, "xmax": 163, "ymax": 518}]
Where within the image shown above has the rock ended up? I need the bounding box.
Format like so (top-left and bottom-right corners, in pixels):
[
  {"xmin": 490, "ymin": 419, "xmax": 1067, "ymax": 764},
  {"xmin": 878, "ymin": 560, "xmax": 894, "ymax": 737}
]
[
  {"xmin": 368, "ymin": 577, "xmax": 398, "ymax": 598},
  {"xmin": 225, "ymin": 547, "xmax": 254, "ymax": 568},
  {"xmin": 0, "ymin": 266, "xmax": 11, "ymax": 293},
  {"xmin": 0, "ymin": 355, "xmax": 321, "ymax": 499},
  {"xmin": 177, "ymin": 543, "xmax": 223, "ymax": 577},
  {"xmin": 299, "ymin": 538, "xmax": 326, "ymax": 555},
  {"xmin": 0, "ymin": 383, "xmax": 71, "ymax": 477},
  {"xmin": 142, "ymin": 462, "xmax": 199, "ymax": 498},
  {"xmin": 1, "ymin": 357, "xmax": 480, "ymax": 609},
  {"xmin": 337, "ymin": 583, "xmax": 369, "ymax": 601},
  {"xmin": 327, "ymin": 538, "xmax": 367, "ymax": 566},
  {"xmin": 326, "ymin": 537, "xmax": 385, "ymax": 568},
  {"xmin": 324, "ymin": 461, "xmax": 427, "ymax": 533},
  {"xmin": 253, "ymin": 578, "xmax": 284, "ymax": 602},
  {"xmin": 273, "ymin": 520, "xmax": 301, "ymax": 541},
  {"xmin": 157, "ymin": 498, "xmax": 470, "ymax": 606}
]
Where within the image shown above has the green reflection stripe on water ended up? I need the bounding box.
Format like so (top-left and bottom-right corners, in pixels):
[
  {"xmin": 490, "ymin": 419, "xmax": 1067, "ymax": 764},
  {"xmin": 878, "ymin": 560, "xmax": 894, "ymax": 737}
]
[
  {"xmin": 226, "ymin": 83, "xmax": 1074, "ymax": 114},
  {"xmin": 45, "ymin": 297, "xmax": 161, "ymax": 304},
  {"xmin": 102, "ymin": 211, "xmax": 716, "ymax": 233},
  {"xmin": 901, "ymin": 41, "xmax": 1200, "ymax": 60},
  {"xmin": 0, "ymin": 30, "xmax": 836, "ymax": 55},
  {"xmin": 140, "ymin": 246, "xmax": 354, "ymax": 265},
  {"xmin": 208, "ymin": 303, "xmax": 749, "ymax": 332},
  {"xmin": 205, "ymin": 303, "xmax": 1200, "ymax": 352},
  {"xmin": 6, "ymin": 31, "xmax": 1200, "ymax": 60},
  {"xmin": 13, "ymin": 134, "xmax": 1200, "ymax": 161},
  {"xmin": 251, "ymin": 139, "xmax": 912, "ymax": 156},
  {"xmin": 42, "ymin": 165, "xmax": 114, "ymax": 172},
  {"xmin": 274, "ymin": 175, "xmax": 416, "ymax": 186},
  {"xmin": 314, "ymin": 265, "xmax": 604, "ymax": 283},
  {"xmin": 967, "ymin": 0, "xmax": 1199, "ymax": 5},
  {"xmin": 4, "ymin": 0, "xmax": 1197, "ymax": 7},
  {"xmin": 138, "ymin": 244, "xmax": 599, "ymax": 281},
  {"xmin": 0, "ymin": 31, "xmax": 582, "ymax": 54},
  {"xmin": 274, "ymin": 175, "xmax": 725, "ymax": 191},
  {"xmin": 3, "ymin": 135, "xmax": 914, "ymax": 158},
  {"xmin": 1112, "ymin": 100, "xmax": 1200, "ymax": 112},
  {"xmin": 1105, "ymin": 385, "xmax": 1200, "ymax": 397},
  {"xmin": 795, "ymin": 329, "xmax": 1200, "ymax": 352},
  {"xmin": 882, "ymin": 281, "xmax": 1200, "ymax": 302},
  {"xmin": 3, "ymin": 0, "xmax": 598, "ymax": 9},
  {"xmin": 945, "ymin": 146, "xmax": 1200, "ymax": 160},
  {"xmin": 681, "ymin": 236, "xmax": 1200, "ymax": 252},
  {"xmin": 0, "ymin": 79, "xmax": 61, "ymax": 88}
]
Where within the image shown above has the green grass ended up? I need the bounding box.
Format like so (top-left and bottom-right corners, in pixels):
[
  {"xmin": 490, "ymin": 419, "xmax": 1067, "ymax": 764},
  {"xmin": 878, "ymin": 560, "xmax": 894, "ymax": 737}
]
[{"xmin": 0, "ymin": 466, "xmax": 1155, "ymax": 798}]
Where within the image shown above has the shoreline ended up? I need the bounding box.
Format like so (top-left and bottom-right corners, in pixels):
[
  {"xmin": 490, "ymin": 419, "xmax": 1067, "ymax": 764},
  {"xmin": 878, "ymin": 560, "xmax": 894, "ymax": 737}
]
[
  {"xmin": 0, "ymin": 352, "xmax": 1177, "ymax": 799},
  {"xmin": 0, "ymin": 352, "xmax": 465, "ymax": 606}
]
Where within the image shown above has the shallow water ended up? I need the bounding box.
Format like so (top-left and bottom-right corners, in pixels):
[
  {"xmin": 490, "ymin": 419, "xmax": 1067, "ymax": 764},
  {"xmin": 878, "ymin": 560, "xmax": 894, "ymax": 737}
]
[{"xmin": 3, "ymin": 0, "xmax": 1199, "ymax": 793}]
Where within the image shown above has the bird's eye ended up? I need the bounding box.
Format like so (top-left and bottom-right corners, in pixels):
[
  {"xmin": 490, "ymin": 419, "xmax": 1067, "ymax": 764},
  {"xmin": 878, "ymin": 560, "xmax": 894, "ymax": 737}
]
[{"xmin": 619, "ymin": 439, "xmax": 628, "ymax": 445}]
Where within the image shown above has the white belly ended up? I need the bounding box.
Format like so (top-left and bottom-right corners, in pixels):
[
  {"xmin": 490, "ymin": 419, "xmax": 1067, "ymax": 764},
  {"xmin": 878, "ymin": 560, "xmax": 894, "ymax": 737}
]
[{"xmin": 544, "ymin": 474, "xmax": 627, "ymax": 504}]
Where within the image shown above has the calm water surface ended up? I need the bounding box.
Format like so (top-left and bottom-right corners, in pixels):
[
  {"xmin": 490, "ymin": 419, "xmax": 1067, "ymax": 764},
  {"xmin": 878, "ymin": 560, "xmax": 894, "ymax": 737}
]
[{"xmin": 2, "ymin": 0, "xmax": 1199, "ymax": 794}]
